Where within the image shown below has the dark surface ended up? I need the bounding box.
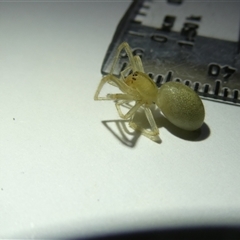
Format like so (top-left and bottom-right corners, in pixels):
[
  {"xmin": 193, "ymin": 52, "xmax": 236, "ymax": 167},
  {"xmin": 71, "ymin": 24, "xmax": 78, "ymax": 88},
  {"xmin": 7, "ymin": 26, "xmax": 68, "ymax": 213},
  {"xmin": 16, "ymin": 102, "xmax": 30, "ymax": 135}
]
[{"xmin": 71, "ymin": 226, "xmax": 240, "ymax": 240}]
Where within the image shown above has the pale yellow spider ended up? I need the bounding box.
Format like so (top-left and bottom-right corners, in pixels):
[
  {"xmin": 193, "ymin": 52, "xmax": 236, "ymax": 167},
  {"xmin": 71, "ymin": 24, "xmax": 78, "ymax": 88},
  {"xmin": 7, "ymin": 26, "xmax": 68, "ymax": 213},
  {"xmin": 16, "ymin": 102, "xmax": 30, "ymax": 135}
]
[{"xmin": 94, "ymin": 42, "xmax": 205, "ymax": 141}]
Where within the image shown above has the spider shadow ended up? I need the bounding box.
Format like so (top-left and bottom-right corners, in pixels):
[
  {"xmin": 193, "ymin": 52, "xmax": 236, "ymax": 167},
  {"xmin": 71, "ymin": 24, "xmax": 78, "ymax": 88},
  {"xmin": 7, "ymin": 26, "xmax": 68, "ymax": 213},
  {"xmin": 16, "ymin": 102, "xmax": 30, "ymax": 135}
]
[
  {"xmin": 102, "ymin": 103, "xmax": 210, "ymax": 146},
  {"xmin": 101, "ymin": 119, "xmax": 141, "ymax": 147},
  {"xmin": 131, "ymin": 107, "xmax": 210, "ymax": 142}
]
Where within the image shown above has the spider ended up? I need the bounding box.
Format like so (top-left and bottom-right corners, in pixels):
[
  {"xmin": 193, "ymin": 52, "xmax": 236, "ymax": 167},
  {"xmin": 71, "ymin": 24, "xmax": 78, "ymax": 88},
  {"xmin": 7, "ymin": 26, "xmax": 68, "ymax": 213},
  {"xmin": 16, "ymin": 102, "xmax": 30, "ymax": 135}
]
[{"xmin": 94, "ymin": 42, "xmax": 205, "ymax": 141}]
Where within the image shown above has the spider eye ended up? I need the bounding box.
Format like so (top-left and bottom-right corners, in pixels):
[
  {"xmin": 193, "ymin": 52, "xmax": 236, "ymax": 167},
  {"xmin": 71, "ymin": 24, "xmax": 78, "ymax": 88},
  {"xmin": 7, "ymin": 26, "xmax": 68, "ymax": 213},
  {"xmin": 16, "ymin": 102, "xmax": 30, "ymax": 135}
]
[{"xmin": 133, "ymin": 72, "xmax": 138, "ymax": 77}]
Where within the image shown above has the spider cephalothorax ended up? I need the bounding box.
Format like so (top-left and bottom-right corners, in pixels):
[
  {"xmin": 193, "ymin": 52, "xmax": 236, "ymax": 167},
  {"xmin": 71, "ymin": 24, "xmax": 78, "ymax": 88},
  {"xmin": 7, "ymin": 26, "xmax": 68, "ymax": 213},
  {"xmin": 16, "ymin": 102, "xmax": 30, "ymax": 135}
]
[{"xmin": 124, "ymin": 71, "xmax": 158, "ymax": 105}]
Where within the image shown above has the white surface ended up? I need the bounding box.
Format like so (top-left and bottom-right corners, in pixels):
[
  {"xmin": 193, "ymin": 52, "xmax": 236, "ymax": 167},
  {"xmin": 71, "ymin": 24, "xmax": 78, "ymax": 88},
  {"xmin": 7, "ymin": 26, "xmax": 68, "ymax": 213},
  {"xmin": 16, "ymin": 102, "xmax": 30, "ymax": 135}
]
[{"xmin": 0, "ymin": 1, "xmax": 240, "ymax": 239}]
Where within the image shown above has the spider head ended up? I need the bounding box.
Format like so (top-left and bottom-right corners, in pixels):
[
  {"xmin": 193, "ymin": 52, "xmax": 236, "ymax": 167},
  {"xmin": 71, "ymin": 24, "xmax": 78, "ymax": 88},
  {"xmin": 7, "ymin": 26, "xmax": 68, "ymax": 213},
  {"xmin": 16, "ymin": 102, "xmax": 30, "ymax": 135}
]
[{"xmin": 124, "ymin": 71, "xmax": 139, "ymax": 87}]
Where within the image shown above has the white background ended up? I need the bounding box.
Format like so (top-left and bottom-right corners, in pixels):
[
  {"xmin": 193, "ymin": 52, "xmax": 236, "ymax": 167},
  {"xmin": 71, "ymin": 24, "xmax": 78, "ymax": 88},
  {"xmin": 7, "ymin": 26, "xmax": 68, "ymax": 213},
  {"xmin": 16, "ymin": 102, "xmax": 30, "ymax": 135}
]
[{"xmin": 1, "ymin": 0, "xmax": 240, "ymax": 239}]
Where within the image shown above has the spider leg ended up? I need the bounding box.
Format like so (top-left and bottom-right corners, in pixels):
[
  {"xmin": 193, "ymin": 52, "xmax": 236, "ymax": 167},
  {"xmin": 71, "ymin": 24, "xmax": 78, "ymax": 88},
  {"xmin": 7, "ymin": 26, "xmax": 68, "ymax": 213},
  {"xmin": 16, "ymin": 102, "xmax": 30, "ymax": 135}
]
[
  {"xmin": 94, "ymin": 75, "xmax": 111, "ymax": 100},
  {"xmin": 108, "ymin": 65, "xmax": 132, "ymax": 87},
  {"xmin": 120, "ymin": 65, "xmax": 132, "ymax": 79},
  {"xmin": 110, "ymin": 42, "xmax": 138, "ymax": 75},
  {"xmin": 94, "ymin": 74, "xmax": 136, "ymax": 100},
  {"xmin": 129, "ymin": 106, "xmax": 159, "ymax": 140},
  {"xmin": 107, "ymin": 93, "xmax": 136, "ymax": 101},
  {"xmin": 133, "ymin": 55, "xmax": 145, "ymax": 72},
  {"xmin": 144, "ymin": 107, "xmax": 159, "ymax": 136},
  {"xmin": 115, "ymin": 100, "xmax": 142, "ymax": 119},
  {"xmin": 96, "ymin": 42, "xmax": 145, "ymax": 100},
  {"xmin": 94, "ymin": 74, "xmax": 141, "ymax": 100}
]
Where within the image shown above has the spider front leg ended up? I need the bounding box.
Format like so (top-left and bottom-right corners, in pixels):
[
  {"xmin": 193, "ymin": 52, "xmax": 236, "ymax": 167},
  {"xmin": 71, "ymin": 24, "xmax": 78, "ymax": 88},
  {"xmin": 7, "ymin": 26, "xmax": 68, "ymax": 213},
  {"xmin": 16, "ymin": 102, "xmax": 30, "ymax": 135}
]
[
  {"xmin": 110, "ymin": 42, "xmax": 142, "ymax": 75},
  {"xmin": 94, "ymin": 74, "xmax": 133, "ymax": 100},
  {"xmin": 133, "ymin": 55, "xmax": 144, "ymax": 73},
  {"xmin": 120, "ymin": 55, "xmax": 145, "ymax": 79}
]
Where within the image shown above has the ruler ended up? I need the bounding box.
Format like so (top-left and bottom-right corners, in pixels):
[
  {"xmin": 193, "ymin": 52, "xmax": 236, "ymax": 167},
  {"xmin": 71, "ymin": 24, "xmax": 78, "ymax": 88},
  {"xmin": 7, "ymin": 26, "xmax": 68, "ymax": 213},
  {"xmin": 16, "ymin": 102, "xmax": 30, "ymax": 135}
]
[{"xmin": 101, "ymin": 0, "xmax": 240, "ymax": 105}]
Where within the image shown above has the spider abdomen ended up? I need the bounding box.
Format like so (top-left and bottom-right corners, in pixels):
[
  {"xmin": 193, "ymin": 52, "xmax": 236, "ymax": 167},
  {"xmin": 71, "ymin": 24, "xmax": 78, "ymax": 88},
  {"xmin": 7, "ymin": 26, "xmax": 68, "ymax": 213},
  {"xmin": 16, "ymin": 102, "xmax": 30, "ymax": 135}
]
[{"xmin": 156, "ymin": 82, "xmax": 205, "ymax": 131}]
